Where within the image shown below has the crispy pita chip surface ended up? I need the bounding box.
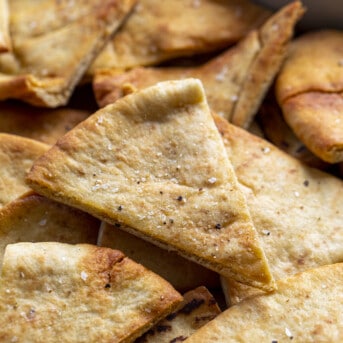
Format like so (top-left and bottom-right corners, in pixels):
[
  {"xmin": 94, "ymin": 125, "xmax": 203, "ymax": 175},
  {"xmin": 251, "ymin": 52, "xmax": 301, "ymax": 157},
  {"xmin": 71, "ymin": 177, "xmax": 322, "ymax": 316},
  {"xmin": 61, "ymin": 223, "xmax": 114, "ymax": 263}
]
[
  {"xmin": 276, "ymin": 30, "xmax": 343, "ymax": 163},
  {"xmin": 136, "ymin": 286, "xmax": 221, "ymax": 343},
  {"xmin": 0, "ymin": 0, "xmax": 11, "ymax": 52},
  {"xmin": 185, "ymin": 264, "xmax": 343, "ymax": 342},
  {"xmin": 89, "ymin": 0, "xmax": 270, "ymax": 73},
  {"xmin": 0, "ymin": 0, "xmax": 136, "ymax": 107},
  {"xmin": 0, "ymin": 133, "xmax": 48, "ymax": 208},
  {"xmin": 0, "ymin": 101, "xmax": 90, "ymax": 145},
  {"xmin": 0, "ymin": 242, "xmax": 183, "ymax": 342},
  {"xmin": 99, "ymin": 222, "xmax": 219, "ymax": 292},
  {"xmin": 214, "ymin": 114, "xmax": 343, "ymax": 304},
  {"xmin": 0, "ymin": 191, "xmax": 100, "ymax": 268},
  {"xmin": 27, "ymin": 79, "xmax": 274, "ymax": 291}
]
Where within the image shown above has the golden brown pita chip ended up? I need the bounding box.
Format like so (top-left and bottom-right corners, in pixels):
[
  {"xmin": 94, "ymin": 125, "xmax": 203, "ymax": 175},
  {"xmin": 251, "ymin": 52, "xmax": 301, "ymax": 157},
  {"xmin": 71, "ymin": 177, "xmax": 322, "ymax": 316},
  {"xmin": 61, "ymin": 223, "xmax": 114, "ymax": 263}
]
[
  {"xmin": 27, "ymin": 79, "xmax": 274, "ymax": 291},
  {"xmin": 0, "ymin": 242, "xmax": 183, "ymax": 342},
  {"xmin": 89, "ymin": 0, "xmax": 270, "ymax": 73},
  {"xmin": 0, "ymin": 133, "xmax": 48, "ymax": 208},
  {"xmin": 0, "ymin": 0, "xmax": 11, "ymax": 52},
  {"xmin": 0, "ymin": 101, "xmax": 90, "ymax": 145},
  {"xmin": 214, "ymin": 114, "xmax": 343, "ymax": 304},
  {"xmin": 0, "ymin": 0, "xmax": 136, "ymax": 107},
  {"xmin": 0, "ymin": 191, "xmax": 100, "ymax": 268},
  {"xmin": 136, "ymin": 286, "xmax": 221, "ymax": 343},
  {"xmin": 99, "ymin": 222, "xmax": 219, "ymax": 292},
  {"xmin": 276, "ymin": 30, "xmax": 343, "ymax": 163},
  {"xmin": 185, "ymin": 263, "xmax": 343, "ymax": 342}
]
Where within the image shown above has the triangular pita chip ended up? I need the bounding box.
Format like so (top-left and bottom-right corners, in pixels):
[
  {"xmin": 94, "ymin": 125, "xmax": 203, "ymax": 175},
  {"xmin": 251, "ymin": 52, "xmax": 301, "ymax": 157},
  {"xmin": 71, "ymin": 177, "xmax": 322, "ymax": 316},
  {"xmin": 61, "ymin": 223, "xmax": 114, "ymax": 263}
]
[
  {"xmin": 0, "ymin": 191, "xmax": 100, "ymax": 268},
  {"xmin": 0, "ymin": 133, "xmax": 48, "ymax": 208},
  {"xmin": 136, "ymin": 286, "xmax": 221, "ymax": 343},
  {"xmin": 89, "ymin": 0, "xmax": 270, "ymax": 73},
  {"xmin": 0, "ymin": 0, "xmax": 136, "ymax": 107},
  {"xmin": 0, "ymin": 0, "xmax": 11, "ymax": 52},
  {"xmin": 27, "ymin": 79, "xmax": 274, "ymax": 291},
  {"xmin": 0, "ymin": 242, "xmax": 183, "ymax": 342},
  {"xmin": 0, "ymin": 101, "xmax": 90, "ymax": 145},
  {"xmin": 185, "ymin": 263, "xmax": 343, "ymax": 342},
  {"xmin": 214, "ymin": 114, "xmax": 343, "ymax": 304},
  {"xmin": 99, "ymin": 221, "xmax": 219, "ymax": 292},
  {"xmin": 93, "ymin": 1, "xmax": 303, "ymax": 128},
  {"xmin": 276, "ymin": 30, "xmax": 343, "ymax": 163}
]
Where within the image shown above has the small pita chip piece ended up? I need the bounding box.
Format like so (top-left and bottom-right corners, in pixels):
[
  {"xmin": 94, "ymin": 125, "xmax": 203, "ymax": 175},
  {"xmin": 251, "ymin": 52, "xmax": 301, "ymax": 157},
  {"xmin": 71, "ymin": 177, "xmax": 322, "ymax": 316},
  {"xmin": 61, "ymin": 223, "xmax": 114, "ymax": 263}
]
[
  {"xmin": 0, "ymin": 191, "xmax": 100, "ymax": 268},
  {"xmin": 275, "ymin": 30, "xmax": 343, "ymax": 163},
  {"xmin": 0, "ymin": 242, "xmax": 183, "ymax": 342},
  {"xmin": 99, "ymin": 222, "xmax": 219, "ymax": 292},
  {"xmin": 89, "ymin": 0, "xmax": 270, "ymax": 73},
  {"xmin": 136, "ymin": 286, "xmax": 221, "ymax": 343},
  {"xmin": 214, "ymin": 114, "xmax": 343, "ymax": 304},
  {"xmin": 184, "ymin": 264, "xmax": 343, "ymax": 342},
  {"xmin": 0, "ymin": 133, "xmax": 49, "ymax": 208},
  {"xmin": 0, "ymin": 0, "xmax": 11, "ymax": 52},
  {"xmin": 0, "ymin": 101, "xmax": 90, "ymax": 145},
  {"xmin": 0, "ymin": 0, "xmax": 136, "ymax": 107},
  {"xmin": 27, "ymin": 79, "xmax": 274, "ymax": 291}
]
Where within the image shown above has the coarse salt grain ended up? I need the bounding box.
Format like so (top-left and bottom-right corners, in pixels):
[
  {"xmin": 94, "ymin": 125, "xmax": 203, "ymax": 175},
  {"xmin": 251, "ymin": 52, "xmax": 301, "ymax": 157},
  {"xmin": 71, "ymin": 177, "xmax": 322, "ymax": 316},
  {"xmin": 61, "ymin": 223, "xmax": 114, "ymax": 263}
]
[
  {"xmin": 285, "ymin": 327, "xmax": 293, "ymax": 339},
  {"xmin": 208, "ymin": 177, "xmax": 217, "ymax": 184},
  {"xmin": 80, "ymin": 271, "xmax": 88, "ymax": 281}
]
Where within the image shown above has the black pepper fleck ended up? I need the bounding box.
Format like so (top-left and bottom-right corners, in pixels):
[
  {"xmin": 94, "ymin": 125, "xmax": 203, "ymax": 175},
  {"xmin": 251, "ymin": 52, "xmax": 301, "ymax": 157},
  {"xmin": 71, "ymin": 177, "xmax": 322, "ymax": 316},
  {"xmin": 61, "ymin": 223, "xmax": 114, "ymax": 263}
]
[
  {"xmin": 303, "ymin": 180, "xmax": 309, "ymax": 187},
  {"xmin": 160, "ymin": 191, "xmax": 163, "ymax": 194},
  {"xmin": 114, "ymin": 223, "xmax": 121, "ymax": 228},
  {"xmin": 177, "ymin": 196, "xmax": 183, "ymax": 201},
  {"xmin": 169, "ymin": 218, "xmax": 174, "ymax": 224},
  {"xmin": 215, "ymin": 223, "xmax": 222, "ymax": 230},
  {"xmin": 105, "ymin": 283, "xmax": 111, "ymax": 288},
  {"xmin": 170, "ymin": 336, "xmax": 187, "ymax": 342},
  {"xmin": 117, "ymin": 205, "xmax": 123, "ymax": 211},
  {"xmin": 271, "ymin": 341, "xmax": 278, "ymax": 343}
]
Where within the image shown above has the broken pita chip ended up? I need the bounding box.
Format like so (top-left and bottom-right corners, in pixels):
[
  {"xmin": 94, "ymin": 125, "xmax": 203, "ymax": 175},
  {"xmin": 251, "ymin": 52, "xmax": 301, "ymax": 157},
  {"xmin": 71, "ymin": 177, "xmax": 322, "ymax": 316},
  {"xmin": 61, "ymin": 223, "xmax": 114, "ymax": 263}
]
[
  {"xmin": 0, "ymin": 101, "xmax": 90, "ymax": 145},
  {"xmin": 184, "ymin": 263, "xmax": 343, "ymax": 342},
  {"xmin": 89, "ymin": 0, "xmax": 270, "ymax": 73},
  {"xmin": 0, "ymin": 191, "xmax": 100, "ymax": 268},
  {"xmin": 99, "ymin": 221, "xmax": 219, "ymax": 292},
  {"xmin": 214, "ymin": 114, "xmax": 343, "ymax": 304},
  {"xmin": 27, "ymin": 79, "xmax": 274, "ymax": 291},
  {"xmin": 0, "ymin": 133, "xmax": 49, "ymax": 208},
  {"xmin": 0, "ymin": 0, "xmax": 136, "ymax": 107},
  {"xmin": 275, "ymin": 30, "xmax": 343, "ymax": 163},
  {"xmin": 136, "ymin": 286, "xmax": 221, "ymax": 343},
  {"xmin": 0, "ymin": 0, "xmax": 11, "ymax": 52},
  {"xmin": 0, "ymin": 242, "xmax": 183, "ymax": 342}
]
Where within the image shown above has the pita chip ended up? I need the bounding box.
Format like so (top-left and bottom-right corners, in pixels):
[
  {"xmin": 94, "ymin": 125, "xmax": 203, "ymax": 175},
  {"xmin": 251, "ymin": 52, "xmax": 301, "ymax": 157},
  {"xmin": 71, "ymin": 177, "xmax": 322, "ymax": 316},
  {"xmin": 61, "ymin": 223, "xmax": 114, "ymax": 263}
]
[
  {"xmin": 185, "ymin": 264, "xmax": 343, "ymax": 342},
  {"xmin": 0, "ymin": 101, "xmax": 90, "ymax": 145},
  {"xmin": 136, "ymin": 286, "xmax": 221, "ymax": 343},
  {"xmin": 89, "ymin": 0, "xmax": 270, "ymax": 73},
  {"xmin": 99, "ymin": 221, "xmax": 219, "ymax": 292},
  {"xmin": 276, "ymin": 30, "xmax": 343, "ymax": 163},
  {"xmin": 0, "ymin": 242, "xmax": 183, "ymax": 342},
  {"xmin": 0, "ymin": 0, "xmax": 11, "ymax": 52},
  {"xmin": 0, "ymin": 133, "xmax": 49, "ymax": 208},
  {"xmin": 214, "ymin": 114, "xmax": 343, "ymax": 304},
  {"xmin": 0, "ymin": 191, "xmax": 100, "ymax": 268},
  {"xmin": 27, "ymin": 79, "xmax": 274, "ymax": 291},
  {"xmin": 0, "ymin": 0, "xmax": 136, "ymax": 107}
]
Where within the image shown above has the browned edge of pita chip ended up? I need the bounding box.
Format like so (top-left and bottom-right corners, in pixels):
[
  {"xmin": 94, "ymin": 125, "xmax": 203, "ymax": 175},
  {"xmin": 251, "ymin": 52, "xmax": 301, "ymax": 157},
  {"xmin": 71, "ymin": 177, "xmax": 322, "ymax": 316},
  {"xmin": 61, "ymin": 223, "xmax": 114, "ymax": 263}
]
[{"xmin": 0, "ymin": 0, "xmax": 11, "ymax": 52}]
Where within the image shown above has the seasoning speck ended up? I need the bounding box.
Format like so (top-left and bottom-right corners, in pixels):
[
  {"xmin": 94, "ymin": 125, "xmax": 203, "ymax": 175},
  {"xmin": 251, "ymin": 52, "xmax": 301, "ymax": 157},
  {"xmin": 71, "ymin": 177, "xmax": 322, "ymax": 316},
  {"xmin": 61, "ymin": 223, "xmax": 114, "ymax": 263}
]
[
  {"xmin": 294, "ymin": 191, "xmax": 300, "ymax": 197},
  {"xmin": 208, "ymin": 177, "xmax": 217, "ymax": 184},
  {"xmin": 215, "ymin": 223, "xmax": 222, "ymax": 230},
  {"xmin": 117, "ymin": 205, "xmax": 123, "ymax": 211},
  {"xmin": 105, "ymin": 283, "xmax": 111, "ymax": 288},
  {"xmin": 285, "ymin": 327, "xmax": 293, "ymax": 339},
  {"xmin": 262, "ymin": 230, "xmax": 271, "ymax": 236},
  {"xmin": 262, "ymin": 147, "xmax": 270, "ymax": 154},
  {"xmin": 177, "ymin": 196, "xmax": 183, "ymax": 201},
  {"xmin": 81, "ymin": 271, "xmax": 88, "ymax": 281},
  {"xmin": 39, "ymin": 218, "xmax": 47, "ymax": 226},
  {"xmin": 303, "ymin": 180, "xmax": 309, "ymax": 187}
]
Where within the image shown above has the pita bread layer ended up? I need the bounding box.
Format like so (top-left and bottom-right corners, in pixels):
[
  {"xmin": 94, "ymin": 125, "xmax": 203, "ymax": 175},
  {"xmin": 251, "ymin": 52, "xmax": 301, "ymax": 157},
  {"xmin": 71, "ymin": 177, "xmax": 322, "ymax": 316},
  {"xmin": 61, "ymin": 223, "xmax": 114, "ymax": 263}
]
[
  {"xmin": 185, "ymin": 263, "xmax": 343, "ymax": 342},
  {"xmin": 214, "ymin": 114, "xmax": 343, "ymax": 304},
  {"xmin": 0, "ymin": 0, "xmax": 136, "ymax": 107},
  {"xmin": 99, "ymin": 222, "xmax": 219, "ymax": 292},
  {"xmin": 0, "ymin": 133, "xmax": 49, "ymax": 208},
  {"xmin": 89, "ymin": 0, "xmax": 270, "ymax": 73},
  {"xmin": 0, "ymin": 0, "xmax": 11, "ymax": 52},
  {"xmin": 27, "ymin": 79, "xmax": 274, "ymax": 291},
  {"xmin": 0, "ymin": 191, "xmax": 100, "ymax": 269},
  {"xmin": 137, "ymin": 286, "xmax": 221, "ymax": 343},
  {"xmin": 0, "ymin": 242, "xmax": 183, "ymax": 342}
]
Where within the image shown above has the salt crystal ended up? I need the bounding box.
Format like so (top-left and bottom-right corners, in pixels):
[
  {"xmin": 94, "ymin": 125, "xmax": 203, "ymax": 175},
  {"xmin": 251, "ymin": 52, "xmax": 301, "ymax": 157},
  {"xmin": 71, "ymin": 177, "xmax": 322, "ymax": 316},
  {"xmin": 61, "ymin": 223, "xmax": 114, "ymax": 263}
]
[{"xmin": 80, "ymin": 271, "xmax": 88, "ymax": 281}]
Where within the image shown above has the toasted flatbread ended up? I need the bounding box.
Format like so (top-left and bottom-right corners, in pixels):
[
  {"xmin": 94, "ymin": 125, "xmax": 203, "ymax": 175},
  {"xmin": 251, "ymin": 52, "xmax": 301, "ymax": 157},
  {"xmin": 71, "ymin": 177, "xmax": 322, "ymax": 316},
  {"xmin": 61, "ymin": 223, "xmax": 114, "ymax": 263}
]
[
  {"xmin": 185, "ymin": 264, "xmax": 343, "ymax": 342},
  {"xmin": 214, "ymin": 114, "xmax": 343, "ymax": 304},
  {"xmin": 137, "ymin": 286, "xmax": 221, "ymax": 343},
  {"xmin": 0, "ymin": 0, "xmax": 136, "ymax": 107},
  {"xmin": 0, "ymin": 191, "xmax": 100, "ymax": 269},
  {"xmin": 89, "ymin": 0, "xmax": 270, "ymax": 73},
  {"xmin": 93, "ymin": 1, "xmax": 303, "ymax": 127},
  {"xmin": 0, "ymin": 242, "xmax": 183, "ymax": 342},
  {"xmin": 275, "ymin": 30, "xmax": 343, "ymax": 163},
  {"xmin": 0, "ymin": 101, "xmax": 90, "ymax": 144},
  {"xmin": 27, "ymin": 79, "xmax": 274, "ymax": 291},
  {"xmin": 0, "ymin": 0, "xmax": 11, "ymax": 52},
  {"xmin": 99, "ymin": 222, "xmax": 219, "ymax": 292},
  {"xmin": 0, "ymin": 133, "xmax": 49, "ymax": 208}
]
